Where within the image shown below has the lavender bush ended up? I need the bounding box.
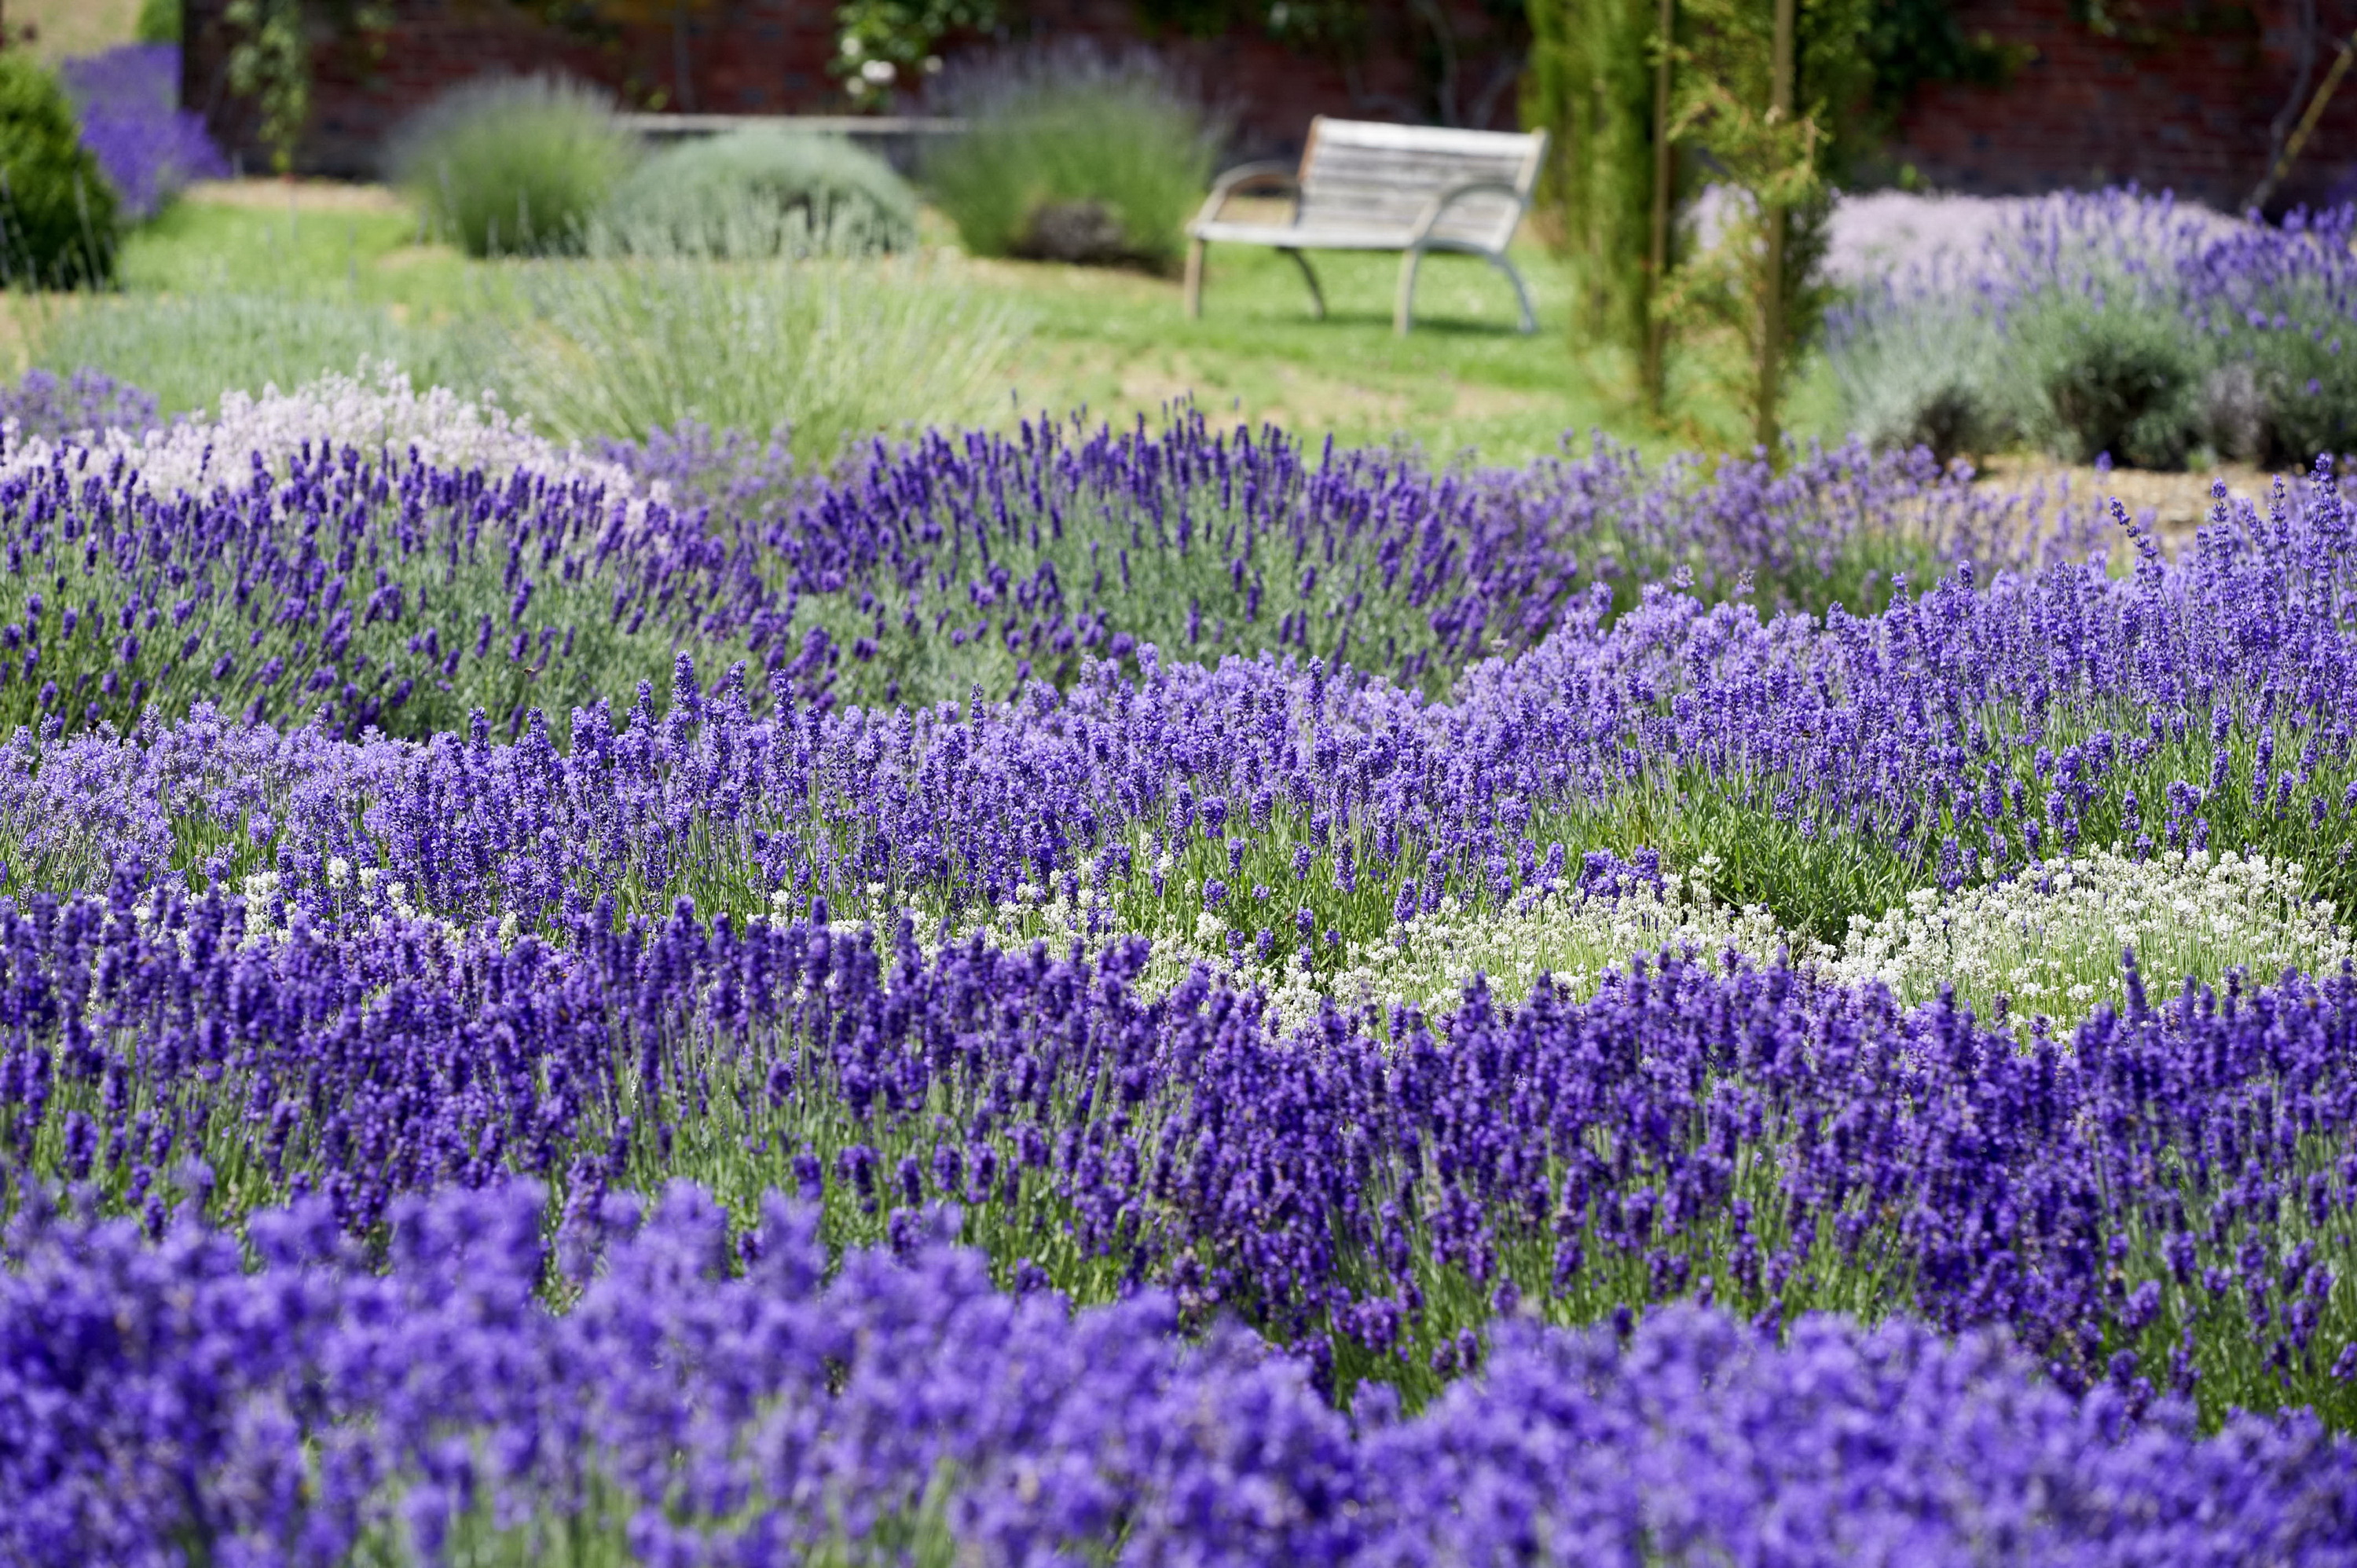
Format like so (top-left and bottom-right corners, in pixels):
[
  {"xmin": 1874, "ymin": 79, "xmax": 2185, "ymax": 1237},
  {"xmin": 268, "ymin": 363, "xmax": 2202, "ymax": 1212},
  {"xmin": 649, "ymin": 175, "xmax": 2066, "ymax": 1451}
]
[
  {"xmin": 1830, "ymin": 188, "xmax": 2357, "ymax": 470},
  {"xmin": 5, "ymin": 451, "xmax": 2344, "ymax": 946},
  {"xmin": 0, "ymin": 390, "xmax": 2058, "ymax": 743},
  {"xmin": 57, "ymin": 46, "xmax": 228, "ymax": 223},
  {"xmin": 3, "ymin": 871, "xmax": 2357, "ymax": 1424},
  {"xmin": 9, "ymin": 1178, "xmax": 2354, "ymax": 1566},
  {"xmin": 0, "ymin": 367, "xmax": 159, "ymax": 445}
]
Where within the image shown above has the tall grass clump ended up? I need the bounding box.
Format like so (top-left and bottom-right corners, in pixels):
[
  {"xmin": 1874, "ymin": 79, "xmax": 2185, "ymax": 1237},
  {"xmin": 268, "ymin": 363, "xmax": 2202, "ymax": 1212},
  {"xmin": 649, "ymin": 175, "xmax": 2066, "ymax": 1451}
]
[
  {"xmin": 488, "ymin": 218, "xmax": 1027, "ymax": 460},
  {"xmin": 26, "ymin": 290, "xmax": 463, "ymax": 418},
  {"xmin": 922, "ymin": 42, "xmax": 1219, "ymax": 270},
  {"xmin": 600, "ymin": 126, "xmax": 919, "ymax": 258},
  {"xmin": 1825, "ymin": 261, "xmax": 2011, "ymax": 465},
  {"xmin": 387, "ymin": 74, "xmax": 639, "ymax": 258},
  {"xmin": 0, "ymin": 52, "xmax": 119, "ymax": 288}
]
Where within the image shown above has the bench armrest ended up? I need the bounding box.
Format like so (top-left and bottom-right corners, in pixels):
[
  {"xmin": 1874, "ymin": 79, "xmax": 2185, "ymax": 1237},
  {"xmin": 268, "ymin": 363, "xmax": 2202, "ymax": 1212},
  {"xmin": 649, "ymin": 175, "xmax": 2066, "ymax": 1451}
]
[
  {"xmin": 1406, "ymin": 178, "xmax": 1530, "ymax": 248},
  {"xmin": 1193, "ymin": 160, "xmax": 1303, "ymax": 229}
]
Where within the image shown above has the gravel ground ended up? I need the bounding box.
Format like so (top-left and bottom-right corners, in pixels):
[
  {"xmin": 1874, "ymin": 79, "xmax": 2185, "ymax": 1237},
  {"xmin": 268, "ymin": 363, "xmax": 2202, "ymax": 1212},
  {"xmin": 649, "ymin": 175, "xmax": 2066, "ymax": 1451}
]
[{"xmin": 1973, "ymin": 454, "xmax": 2293, "ymax": 546}]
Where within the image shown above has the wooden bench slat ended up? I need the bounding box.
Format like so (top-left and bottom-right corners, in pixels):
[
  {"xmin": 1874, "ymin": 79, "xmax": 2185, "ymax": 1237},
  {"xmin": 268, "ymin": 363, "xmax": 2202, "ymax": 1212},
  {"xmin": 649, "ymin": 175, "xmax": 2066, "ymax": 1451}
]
[
  {"xmin": 1304, "ymin": 148, "xmax": 1533, "ymax": 184},
  {"xmin": 1307, "ymin": 120, "xmax": 1544, "ymax": 157}
]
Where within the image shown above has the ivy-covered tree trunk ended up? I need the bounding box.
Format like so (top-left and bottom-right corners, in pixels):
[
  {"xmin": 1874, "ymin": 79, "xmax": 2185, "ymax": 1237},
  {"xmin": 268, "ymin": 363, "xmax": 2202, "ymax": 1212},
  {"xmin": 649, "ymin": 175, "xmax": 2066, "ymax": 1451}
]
[
  {"xmin": 223, "ymin": 0, "xmax": 310, "ymax": 174},
  {"xmin": 1524, "ymin": 0, "xmax": 1676, "ymax": 411}
]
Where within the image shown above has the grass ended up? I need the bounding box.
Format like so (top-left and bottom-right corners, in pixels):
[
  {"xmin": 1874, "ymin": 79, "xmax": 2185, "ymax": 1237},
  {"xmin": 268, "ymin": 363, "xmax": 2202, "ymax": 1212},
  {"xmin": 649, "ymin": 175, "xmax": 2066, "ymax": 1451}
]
[
  {"xmin": 980, "ymin": 211, "xmax": 1839, "ymax": 460},
  {"xmin": 10, "ymin": 0, "xmax": 141, "ymax": 67},
  {"xmin": 5, "ymin": 181, "xmax": 1835, "ymax": 463},
  {"xmin": 115, "ymin": 183, "xmax": 475, "ymax": 310},
  {"xmin": 388, "ymin": 75, "xmax": 643, "ymax": 258},
  {"xmin": 4, "ymin": 187, "xmax": 489, "ymax": 416}
]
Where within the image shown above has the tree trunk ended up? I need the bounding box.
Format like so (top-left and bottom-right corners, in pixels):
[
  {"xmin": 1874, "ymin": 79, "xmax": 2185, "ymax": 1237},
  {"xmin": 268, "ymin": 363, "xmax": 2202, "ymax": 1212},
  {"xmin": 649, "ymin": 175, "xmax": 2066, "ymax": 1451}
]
[
  {"xmin": 1642, "ymin": 0, "xmax": 1675, "ymax": 416},
  {"xmin": 1754, "ymin": 0, "xmax": 1795, "ymax": 452}
]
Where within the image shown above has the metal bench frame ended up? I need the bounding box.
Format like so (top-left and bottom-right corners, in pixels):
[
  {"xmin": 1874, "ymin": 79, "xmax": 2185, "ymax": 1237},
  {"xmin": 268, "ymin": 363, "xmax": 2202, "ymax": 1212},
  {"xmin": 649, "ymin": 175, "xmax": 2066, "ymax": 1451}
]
[{"xmin": 1182, "ymin": 117, "xmax": 1548, "ymax": 336}]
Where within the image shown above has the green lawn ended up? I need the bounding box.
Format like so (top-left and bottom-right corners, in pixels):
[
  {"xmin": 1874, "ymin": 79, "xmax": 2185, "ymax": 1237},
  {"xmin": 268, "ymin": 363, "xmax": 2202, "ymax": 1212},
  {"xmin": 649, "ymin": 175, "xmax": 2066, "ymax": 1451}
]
[
  {"xmin": 8, "ymin": 181, "xmax": 1839, "ymax": 464},
  {"xmin": 12, "ymin": 0, "xmax": 141, "ymax": 66},
  {"xmin": 971, "ymin": 234, "xmax": 1826, "ymax": 460},
  {"xmin": 115, "ymin": 188, "xmax": 475, "ymax": 312}
]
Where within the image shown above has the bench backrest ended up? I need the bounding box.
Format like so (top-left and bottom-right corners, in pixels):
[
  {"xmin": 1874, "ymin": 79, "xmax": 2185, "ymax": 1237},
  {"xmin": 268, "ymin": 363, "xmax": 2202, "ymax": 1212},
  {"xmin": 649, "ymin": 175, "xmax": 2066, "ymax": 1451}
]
[{"xmin": 1295, "ymin": 119, "xmax": 1545, "ymax": 250}]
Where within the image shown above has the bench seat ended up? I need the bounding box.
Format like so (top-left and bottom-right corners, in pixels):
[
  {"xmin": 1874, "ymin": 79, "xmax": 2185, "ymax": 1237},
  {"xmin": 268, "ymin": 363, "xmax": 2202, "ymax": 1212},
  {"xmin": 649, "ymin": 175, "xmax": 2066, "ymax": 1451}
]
[{"xmin": 1182, "ymin": 117, "xmax": 1548, "ymax": 336}]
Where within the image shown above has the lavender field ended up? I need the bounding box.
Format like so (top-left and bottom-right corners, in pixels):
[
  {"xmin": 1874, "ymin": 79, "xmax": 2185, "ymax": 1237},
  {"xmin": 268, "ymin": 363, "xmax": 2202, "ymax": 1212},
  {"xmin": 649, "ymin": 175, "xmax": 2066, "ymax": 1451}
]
[{"xmin": 5, "ymin": 339, "xmax": 2357, "ymax": 1565}]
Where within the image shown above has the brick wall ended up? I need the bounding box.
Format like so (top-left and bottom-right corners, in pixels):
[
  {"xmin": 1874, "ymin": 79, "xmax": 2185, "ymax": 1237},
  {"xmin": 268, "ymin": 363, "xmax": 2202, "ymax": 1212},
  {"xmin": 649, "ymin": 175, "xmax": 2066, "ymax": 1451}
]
[
  {"xmin": 184, "ymin": 0, "xmax": 2357, "ymax": 208},
  {"xmin": 181, "ymin": 0, "xmax": 1528, "ymax": 178},
  {"xmin": 1888, "ymin": 0, "xmax": 2357, "ymax": 211}
]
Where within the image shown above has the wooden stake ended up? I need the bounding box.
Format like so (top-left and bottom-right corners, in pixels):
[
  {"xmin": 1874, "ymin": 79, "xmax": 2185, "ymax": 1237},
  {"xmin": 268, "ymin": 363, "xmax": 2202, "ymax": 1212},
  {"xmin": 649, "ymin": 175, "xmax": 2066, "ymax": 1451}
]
[{"xmin": 2249, "ymin": 25, "xmax": 2357, "ymax": 213}]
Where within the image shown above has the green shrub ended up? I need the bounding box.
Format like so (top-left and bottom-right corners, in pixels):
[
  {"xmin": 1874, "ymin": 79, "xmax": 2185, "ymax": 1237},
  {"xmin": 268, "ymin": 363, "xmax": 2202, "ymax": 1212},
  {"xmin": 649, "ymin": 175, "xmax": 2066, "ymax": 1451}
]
[
  {"xmin": 599, "ymin": 127, "xmax": 918, "ymax": 257},
  {"xmin": 1886, "ymin": 379, "xmax": 2005, "ymax": 467},
  {"xmin": 136, "ymin": 0, "xmax": 183, "ymax": 44},
  {"xmin": 2236, "ymin": 330, "xmax": 2357, "ymax": 467},
  {"xmin": 922, "ymin": 44, "xmax": 1218, "ymax": 270},
  {"xmin": 2026, "ymin": 301, "xmax": 2198, "ymax": 470},
  {"xmin": 0, "ymin": 53, "xmax": 119, "ymax": 288},
  {"xmin": 1830, "ymin": 300, "xmax": 2013, "ymax": 466},
  {"xmin": 387, "ymin": 75, "xmax": 638, "ymax": 258},
  {"xmin": 486, "ymin": 240, "xmax": 1027, "ymax": 461}
]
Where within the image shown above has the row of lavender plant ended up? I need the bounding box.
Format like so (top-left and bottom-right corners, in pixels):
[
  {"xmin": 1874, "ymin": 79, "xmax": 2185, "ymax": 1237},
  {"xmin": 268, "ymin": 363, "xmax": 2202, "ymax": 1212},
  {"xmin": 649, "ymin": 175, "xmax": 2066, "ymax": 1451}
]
[
  {"xmin": 13, "ymin": 1174, "xmax": 2355, "ymax": 1567},
  {"xmin": 4, "ymin": 464, "xmax": 2348, "ymax": 960},
  {"xmin": 2, "ymin": 369, "xmax": 2056, "ymax": 742},
  {"xmin": 2, "ymin": 880, "xmax": 2352, "ymax": 1428}
]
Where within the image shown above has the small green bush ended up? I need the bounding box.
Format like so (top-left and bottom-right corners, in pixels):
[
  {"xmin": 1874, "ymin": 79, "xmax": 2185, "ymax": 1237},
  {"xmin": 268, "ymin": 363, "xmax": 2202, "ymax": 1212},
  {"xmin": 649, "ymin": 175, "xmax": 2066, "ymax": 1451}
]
[
  {"xmin": 2027, "ymin": 302, "xmax": 2198, "ymax": 470},
  {"xmin": 1883, "ymin": 379, "xmax": 2006, "ymax": 467},
  {"xmin": 1827, "ymin": 294, "xmax": 2014, "ymax": 467},
  {"xmin": 599, "ymin": 127, "xmax": 918, "ymax": 258},
  {"xmin": 2235, "ymin": 329, "xmax": 2357, "ymax": 467},
  {"xmin": 0, "ymin": 53, "xmax": 119, "ymax": 288},
  {"xmin": 387, "ymin": 75, "xmax": 638, "ymax": 258},
  {"xmin": 923, "ymin": 45, "xmax": 1218, "ymax": 270},
  {"xmin": 136, "ymin": 0, "xmax": 183, "ymax": 44}
]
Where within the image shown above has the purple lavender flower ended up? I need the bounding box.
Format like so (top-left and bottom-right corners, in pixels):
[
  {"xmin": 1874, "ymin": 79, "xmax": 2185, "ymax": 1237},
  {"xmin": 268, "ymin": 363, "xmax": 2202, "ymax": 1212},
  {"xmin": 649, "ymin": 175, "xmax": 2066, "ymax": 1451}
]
[
  {"xmin": 7, "ymin": 1178, "xmax": 2356, "ymax": 1566},
  {"xmin": 0, "ymin": 367, "xmax": 160, "ymax": 444},
  {"xmin": 57, "ymin": 46, "xmax": 229, "ymax": 223}
]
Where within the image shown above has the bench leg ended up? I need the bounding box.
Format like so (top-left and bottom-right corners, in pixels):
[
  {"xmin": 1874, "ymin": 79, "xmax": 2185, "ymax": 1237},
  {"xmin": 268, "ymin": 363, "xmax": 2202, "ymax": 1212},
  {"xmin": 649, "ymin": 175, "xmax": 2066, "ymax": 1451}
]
[
  {"xmin": 1184, "ymin": 237, "xmax": 1206, "ymax": 320},
  {"xmin": 1280, "ymin": 247, "xmax": 1326, "ymax": 321},
  {"xmin": 1394, "ymin": 245, "xmax": 1425, "ymax": 336},
  {"xmin": 1489, "ymin": 252, "xmax": 1540, "ymax": 334}
]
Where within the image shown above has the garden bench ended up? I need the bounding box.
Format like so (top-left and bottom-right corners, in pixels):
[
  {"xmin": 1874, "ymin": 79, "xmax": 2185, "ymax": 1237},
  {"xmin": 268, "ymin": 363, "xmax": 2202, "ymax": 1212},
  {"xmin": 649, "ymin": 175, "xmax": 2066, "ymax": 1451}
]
[{"xmin": 1182, "ymin": 118, "xmax": 1548, "ymax": 336}]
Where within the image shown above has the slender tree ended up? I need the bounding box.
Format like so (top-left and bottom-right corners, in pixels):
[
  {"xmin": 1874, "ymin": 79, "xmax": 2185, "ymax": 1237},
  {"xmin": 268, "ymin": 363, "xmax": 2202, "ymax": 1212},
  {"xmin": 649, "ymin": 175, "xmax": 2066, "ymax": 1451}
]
[
  {"xmin": 1663, "ymin": 0, "xmax": 1869, "ymax": 450},
  {"xmin": 1525, "ymin": 0, "xmax": 1680, "ymax": 414}
]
